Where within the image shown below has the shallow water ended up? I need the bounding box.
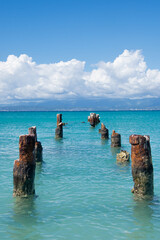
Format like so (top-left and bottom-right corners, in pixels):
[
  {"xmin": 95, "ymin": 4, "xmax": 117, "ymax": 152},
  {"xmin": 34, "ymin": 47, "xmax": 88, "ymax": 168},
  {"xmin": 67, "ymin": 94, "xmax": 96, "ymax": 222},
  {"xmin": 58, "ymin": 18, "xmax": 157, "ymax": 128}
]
[{"xmin": 0, "ymin": 111, "xmax": 160, "ymax": 239}]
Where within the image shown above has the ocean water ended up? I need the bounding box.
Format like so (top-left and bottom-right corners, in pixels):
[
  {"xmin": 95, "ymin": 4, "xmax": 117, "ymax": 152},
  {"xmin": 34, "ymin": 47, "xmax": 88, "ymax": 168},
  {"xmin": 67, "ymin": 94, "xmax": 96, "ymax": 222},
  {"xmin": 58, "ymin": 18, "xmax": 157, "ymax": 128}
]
[{"xmin": 0, "ymin": 111, "xmax": 160, "ymax": 240}]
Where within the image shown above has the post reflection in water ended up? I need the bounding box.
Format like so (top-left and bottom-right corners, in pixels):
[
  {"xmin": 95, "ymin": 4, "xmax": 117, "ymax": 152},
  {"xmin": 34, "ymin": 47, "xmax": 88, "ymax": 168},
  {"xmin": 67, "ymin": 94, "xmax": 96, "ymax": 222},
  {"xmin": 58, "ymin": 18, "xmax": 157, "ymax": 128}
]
[
  {"xmin": 36, "ymin": 161, "xmax": 44, "ymax": 176},
  {"xmin": 9, "ymin": 196, "xmax": 42, "ymax": 240},
  {"xmin": 127, "ymin": 198, "xmax": 154, "ymax": 240},
  {"xmin": 101, "ymin": 138, "xmax": 109, "ymax": 146},
  {"xmin": 111, "ymin": 147, "xmax": 121, "ymax": 157}
]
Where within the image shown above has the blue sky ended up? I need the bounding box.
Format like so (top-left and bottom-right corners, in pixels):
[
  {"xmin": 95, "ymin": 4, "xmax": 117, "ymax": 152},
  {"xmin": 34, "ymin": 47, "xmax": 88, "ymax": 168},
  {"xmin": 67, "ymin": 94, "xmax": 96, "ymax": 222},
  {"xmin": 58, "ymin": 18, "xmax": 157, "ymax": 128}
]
[
  {"xmin": 0, "ymin": 0, "xmax": 160, "ymax": 107},
  {"xmin": 0, "ymin": 0, "xmax": 160, "ymax": 68}
]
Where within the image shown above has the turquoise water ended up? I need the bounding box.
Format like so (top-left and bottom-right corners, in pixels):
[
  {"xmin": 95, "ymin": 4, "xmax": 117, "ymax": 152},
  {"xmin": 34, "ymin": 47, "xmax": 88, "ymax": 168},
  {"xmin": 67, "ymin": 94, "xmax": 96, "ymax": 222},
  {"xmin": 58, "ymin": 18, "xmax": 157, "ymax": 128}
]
[{"xmin": 0, "ymin": 111, "xmax": 160, "ymax": 239}]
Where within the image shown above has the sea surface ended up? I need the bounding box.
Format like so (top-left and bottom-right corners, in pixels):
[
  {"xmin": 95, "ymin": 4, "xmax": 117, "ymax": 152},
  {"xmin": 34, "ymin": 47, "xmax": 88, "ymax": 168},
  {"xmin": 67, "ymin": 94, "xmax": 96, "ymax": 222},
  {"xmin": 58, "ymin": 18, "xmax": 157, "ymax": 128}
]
[{"xmin": 0, "ymin": 111, "xmax": 160, "ymax": 240}]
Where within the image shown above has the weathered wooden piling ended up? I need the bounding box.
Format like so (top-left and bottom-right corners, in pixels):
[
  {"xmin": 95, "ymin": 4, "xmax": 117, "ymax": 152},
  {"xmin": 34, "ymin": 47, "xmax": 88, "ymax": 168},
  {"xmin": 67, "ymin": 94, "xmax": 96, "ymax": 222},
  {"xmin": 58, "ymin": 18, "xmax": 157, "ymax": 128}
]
[
  {"xmin": 88, "ymin": 113, "xmax": 100, "ymax": 127},
  {"xmin": 28, "ymin": 126, "xmax": 43, "ymax": 163},
  {"xmin": 55, "ymin": 113, "xmax": 63, "ymax": 138},
  {"xmin": 129, "ymin": 135, "xmax": 153, "ymax": 196},
  {"xmin": 13, "ymin": 135, "xmax": 36, "ymax": 197},
  {"xmin": 35, "ymin": 141, "xmax": 43, "ymax": 162},
  {"xmin": 99, "ymin": 123, "xmax": 109, "ymax": 139},
  {"xmin": 111, "ymin": 130, "xmax": 121, "ymax": 147}
]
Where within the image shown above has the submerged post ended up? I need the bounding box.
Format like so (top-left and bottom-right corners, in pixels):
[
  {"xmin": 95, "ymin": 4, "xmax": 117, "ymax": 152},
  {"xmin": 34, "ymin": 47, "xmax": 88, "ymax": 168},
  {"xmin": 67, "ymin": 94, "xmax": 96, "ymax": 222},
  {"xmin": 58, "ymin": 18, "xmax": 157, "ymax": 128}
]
[
  {"xmin": 28, "ymin": 126, "xmax": 43, "ymax": 163},
  {"xmin": 88, "ymin": 113, "xmax": 100, "ymax": 127},
  {"xmin": 13, "ymin": 135, "xmax": 35, "ymax": 197},
  {"xmin": 55, "ymin": 113, "xmax": 63, "ymax": 138},
  {"xmin": 129, "ymin": 135, "xmax": 153, "ymax": 196},
  {"xmin": 116, "ymin": 150, "xmax": 130, "ymax": 163},
  {"xmin": 99, "ymin": 123, "xmax": 109, "ymax": 139},
  {"xmin": 111, "ymin": 130, "xmax": 121, "ymax": 147}
]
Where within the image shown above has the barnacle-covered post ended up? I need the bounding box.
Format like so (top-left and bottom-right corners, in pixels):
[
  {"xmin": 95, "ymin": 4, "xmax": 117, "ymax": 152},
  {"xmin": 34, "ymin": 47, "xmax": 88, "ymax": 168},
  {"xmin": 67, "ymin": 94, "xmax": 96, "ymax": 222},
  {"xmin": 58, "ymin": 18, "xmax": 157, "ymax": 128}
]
[
  {"xmin": 111, "ymin": 130, "xmax": 121, "ymax": 147},
  {"xmin": 55, "ymin": 114, "xmax": 63, "ymax": 138},
  {"xmin": 99, "ymin": 123, "xmax": 109, "ymax": 139},
  {"xmin": 116, "ymin": 150, "xmax": 130, "ymax": 163},
  {"xmin": 13, "ymin": 135, "xmax": 35, "ymax": 196},
  {"xmin": 129, "ymin": 135, "xmax": 153, "ymax": 196},
  {"xmin": 29, "ymin": 126, "xmax": 43, "ymax": 163}
]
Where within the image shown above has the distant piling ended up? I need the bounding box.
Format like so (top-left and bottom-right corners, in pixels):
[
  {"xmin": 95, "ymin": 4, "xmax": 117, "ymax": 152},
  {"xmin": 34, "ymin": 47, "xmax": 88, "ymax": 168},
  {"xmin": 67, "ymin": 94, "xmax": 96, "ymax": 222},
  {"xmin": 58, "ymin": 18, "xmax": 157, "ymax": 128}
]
[
  {"xmin": 99, "ymin": 123, "xmax": 109, "ymax": 139},
  {"xmin": 28, "ymin": 126, "xmax": 37, "ymax": 141},
  {"xmin": 55, "ymin": 114, "xmax": 63, "ymax": 138},
  {"xmin": 13, "ymin": 135, "xmax": 36, "ymax": 197},
  {"xmin": 129, "ymin": 135, "xmax": 153, "ymax": 196},
  {"xmin": 88, "ymin": 113, "xmax": 100, "ymax": 127},
  {"xmin": 111, "ymin": 130, "xmax": 121, "ymax": 147},
  {"xmin": 29, "ymin": 126, "xmax": 43, "ymax": 163}
]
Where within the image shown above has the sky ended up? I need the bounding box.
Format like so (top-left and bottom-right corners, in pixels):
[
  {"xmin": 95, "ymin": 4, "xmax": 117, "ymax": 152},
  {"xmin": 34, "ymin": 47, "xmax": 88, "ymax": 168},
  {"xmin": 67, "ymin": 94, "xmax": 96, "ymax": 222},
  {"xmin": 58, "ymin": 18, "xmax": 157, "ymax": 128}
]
[{"xmin": 0, "ymin": 0, "xmax": 160, "ymax": 107}]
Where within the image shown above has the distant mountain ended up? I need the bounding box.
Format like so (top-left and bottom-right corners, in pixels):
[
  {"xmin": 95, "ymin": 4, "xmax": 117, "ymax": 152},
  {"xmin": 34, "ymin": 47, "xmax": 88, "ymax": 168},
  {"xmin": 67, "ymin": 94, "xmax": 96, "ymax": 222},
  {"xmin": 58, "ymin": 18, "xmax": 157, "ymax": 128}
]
[{"xmin": 0, "ymin": 97, "xmax": 160, "ymax": 111}]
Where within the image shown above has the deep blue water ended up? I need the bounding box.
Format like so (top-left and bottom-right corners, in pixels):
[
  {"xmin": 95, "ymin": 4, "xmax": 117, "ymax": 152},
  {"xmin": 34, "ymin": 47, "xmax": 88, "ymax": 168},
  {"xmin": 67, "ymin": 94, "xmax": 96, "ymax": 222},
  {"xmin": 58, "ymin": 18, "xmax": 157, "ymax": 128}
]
[{"xmin": 0, "ymin": 111, "xmax": 160, "ymax": 239}]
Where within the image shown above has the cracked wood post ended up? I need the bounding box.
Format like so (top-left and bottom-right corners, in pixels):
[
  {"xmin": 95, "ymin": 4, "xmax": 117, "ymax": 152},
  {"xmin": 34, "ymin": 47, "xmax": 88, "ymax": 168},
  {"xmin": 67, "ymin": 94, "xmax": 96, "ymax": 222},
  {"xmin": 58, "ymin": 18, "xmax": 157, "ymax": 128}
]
[
  {"xmin": 99, "ymin": 123, "xmax": 109, "ymax": 139},
  {"xmin": 111, "ymin": 130, "xmax": 121, "ymax": 147},
  {"xmin": 55, "ymin": 114, "xmax": 63, "ymax": 138},
  {"xmin": 29, "ymin": 126, "xmax": 43, "ymax": 163},
  {"xmin": 13, "ymin": 135, "xmax": 35, "ymax": 197},
  {"xmin": 129, "ymin": 135, "xmax": 153, "ymax": 196}
]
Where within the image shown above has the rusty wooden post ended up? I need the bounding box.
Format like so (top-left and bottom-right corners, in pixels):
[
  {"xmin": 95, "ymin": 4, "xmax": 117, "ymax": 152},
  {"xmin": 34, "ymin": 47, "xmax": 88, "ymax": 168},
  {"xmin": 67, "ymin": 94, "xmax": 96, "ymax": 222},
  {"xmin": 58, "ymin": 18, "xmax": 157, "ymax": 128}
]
[
  {"xmin": 111, "ymin": 130, "xmax": 121, "ymax": 147},
  {"xmin": 13, "ymin": 135, "xmax": 35, "ymax": 197},
  {"xmin": 129, "ymin": 135, "xmax": 153, "ymax": 196},
  {"xmin": 55, "ymin": 113, "xmax": 63, "ymax": 138}
]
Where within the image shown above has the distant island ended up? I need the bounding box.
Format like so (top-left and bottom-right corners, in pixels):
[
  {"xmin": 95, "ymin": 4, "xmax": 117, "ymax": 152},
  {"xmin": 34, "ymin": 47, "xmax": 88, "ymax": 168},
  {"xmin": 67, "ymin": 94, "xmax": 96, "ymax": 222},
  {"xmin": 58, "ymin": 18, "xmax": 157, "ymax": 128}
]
[{"xmin": 0, "ymin": 97, "xmax": 160, "ymax": 111}]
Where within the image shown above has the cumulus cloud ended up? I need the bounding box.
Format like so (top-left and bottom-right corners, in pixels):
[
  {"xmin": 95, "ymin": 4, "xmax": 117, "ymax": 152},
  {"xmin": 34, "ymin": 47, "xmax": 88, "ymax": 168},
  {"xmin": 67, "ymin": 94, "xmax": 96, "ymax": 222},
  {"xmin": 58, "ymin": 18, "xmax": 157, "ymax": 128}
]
[{"xmin": 0, "ymin": 49, "xmax": 160, "ymax": 103}]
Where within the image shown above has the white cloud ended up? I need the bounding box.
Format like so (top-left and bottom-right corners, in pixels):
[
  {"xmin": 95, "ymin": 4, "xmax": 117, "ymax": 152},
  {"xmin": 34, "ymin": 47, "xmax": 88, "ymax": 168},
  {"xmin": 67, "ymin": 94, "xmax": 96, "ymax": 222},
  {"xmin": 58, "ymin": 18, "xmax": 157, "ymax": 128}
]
[{"xmin": 0, "ymin": 49, "xmax": 160, "ymax": 103}]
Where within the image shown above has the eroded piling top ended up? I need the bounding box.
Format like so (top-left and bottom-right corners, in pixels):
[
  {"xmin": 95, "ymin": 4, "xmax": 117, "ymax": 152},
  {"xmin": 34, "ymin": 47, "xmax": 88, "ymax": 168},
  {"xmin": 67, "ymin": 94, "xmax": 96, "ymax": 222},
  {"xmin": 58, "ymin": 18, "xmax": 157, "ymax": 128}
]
[
  {"xmin": 101, "ymin": 123, "xmax": 106, "ymax": 131},
  {"xmin": 112, "ymin": 130, "xmax": 120, "ymax": 136},
  {"xmin": 129, "ymin": 134, "xmax": 150, "ymax": 145}
]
